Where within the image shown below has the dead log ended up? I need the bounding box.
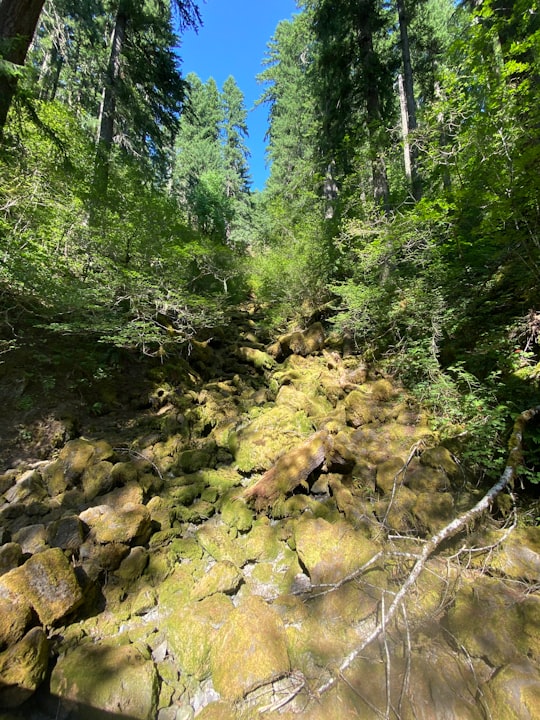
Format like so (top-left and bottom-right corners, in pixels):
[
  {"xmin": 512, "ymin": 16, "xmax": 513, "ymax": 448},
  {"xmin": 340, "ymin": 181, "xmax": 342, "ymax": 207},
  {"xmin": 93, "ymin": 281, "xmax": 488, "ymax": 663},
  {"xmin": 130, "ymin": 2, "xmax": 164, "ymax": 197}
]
[{"xmin": 243, "ymin": 431, "xmax": 333, "ymax": 511}]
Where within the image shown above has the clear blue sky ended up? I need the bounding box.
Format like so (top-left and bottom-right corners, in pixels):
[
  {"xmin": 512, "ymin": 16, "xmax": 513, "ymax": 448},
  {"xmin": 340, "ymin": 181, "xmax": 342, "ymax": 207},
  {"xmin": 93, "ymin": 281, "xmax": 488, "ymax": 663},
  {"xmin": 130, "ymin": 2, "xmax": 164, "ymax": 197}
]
[{"xmin": 177, "ymin": 0, "xmax": 298, "ymax": 191}]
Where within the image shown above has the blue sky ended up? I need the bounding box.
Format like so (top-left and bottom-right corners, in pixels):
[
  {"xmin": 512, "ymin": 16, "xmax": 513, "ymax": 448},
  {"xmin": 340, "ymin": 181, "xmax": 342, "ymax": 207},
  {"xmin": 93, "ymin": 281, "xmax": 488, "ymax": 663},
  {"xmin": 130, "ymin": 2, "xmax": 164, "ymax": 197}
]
[{"xmin": 178, "ymin": 0, "xmax": 298, "ymax": 191}]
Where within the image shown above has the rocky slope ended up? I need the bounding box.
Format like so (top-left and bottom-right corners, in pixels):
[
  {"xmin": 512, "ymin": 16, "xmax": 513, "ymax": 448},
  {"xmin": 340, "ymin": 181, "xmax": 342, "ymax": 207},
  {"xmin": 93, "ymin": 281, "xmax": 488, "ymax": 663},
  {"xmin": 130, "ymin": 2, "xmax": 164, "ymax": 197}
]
[{"xmin": 0, "ymin": 308, "xmax": 539, "ymax": 720}]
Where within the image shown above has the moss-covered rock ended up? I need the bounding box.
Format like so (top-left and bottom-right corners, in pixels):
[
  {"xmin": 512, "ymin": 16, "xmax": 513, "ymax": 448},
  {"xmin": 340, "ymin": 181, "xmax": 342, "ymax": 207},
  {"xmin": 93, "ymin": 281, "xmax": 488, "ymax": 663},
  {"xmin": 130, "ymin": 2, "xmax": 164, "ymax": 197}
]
[
  {"xmin": 166, "ymin": 593, "xmax": 234, "ymax": 680},
  {"xmin": 1, "ymin": 547, "xmax": 83, "ymax": 626},
  {"xmin": 50, "ymin": 641, "xmax": 159, "ymax": 720},
  {"xmin": 412, "ymin": 491, "xmax": 454, "ymax": 532},
  {"xmin": 220, "ymin": 496, "xmax": 254, "ymax": 532},
  {"xmin": 196, "ymin": 523, "xmax": 248, "ymax": 566},
  {"xmin": 376, "ymin": 456, "xmax": 406, "ymax": 494},
  {"xmin": 191, "ymin": 560, "xmax": 243, "ymax": 600},
  {"xmin": 446, "ymin": 577, "xmax": 526, "ymax": 666},
  {"xmin": 0, "ymin": 627, "xmax": 49, "ymax": 709},
  {"xmin": 482, "ymin": 660, "xmax": 540, "ymax": 720},
  {"xmin": 210, "ymin": 595, "xmax": 290, "ymax": 701},
  {"xmin": 81, "ymin": 460, "xmax": 114, "ymax": 500},
  {"xmin": 230, "ymin": 406, "xmax": 314, "ymax": 472},
  {"xmin": 81, "ymin": 502, "xmax": 151, "ymax": 545},
  {"xmin": 294, "ymin": 517, "xmax": 380, "ymax": 585}
]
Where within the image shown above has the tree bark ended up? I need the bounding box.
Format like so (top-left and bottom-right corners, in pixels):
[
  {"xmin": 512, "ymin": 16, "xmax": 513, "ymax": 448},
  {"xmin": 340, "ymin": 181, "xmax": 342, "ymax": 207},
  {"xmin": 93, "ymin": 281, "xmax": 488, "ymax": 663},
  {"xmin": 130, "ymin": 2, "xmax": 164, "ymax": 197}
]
[
  {"xmin": 94, "ymin": 0, "xmax": 128, "ymax": 196},
  {"xmin": 0, "ymin": 0, "xmax": 45, "ymax": 132},
  {"xmin": 397, "ymin": 0, "xmax": 422, "ymax": 200},
  {"xmin": 355, "ymin": 6, "xmax": 390, "ymax": 210}
]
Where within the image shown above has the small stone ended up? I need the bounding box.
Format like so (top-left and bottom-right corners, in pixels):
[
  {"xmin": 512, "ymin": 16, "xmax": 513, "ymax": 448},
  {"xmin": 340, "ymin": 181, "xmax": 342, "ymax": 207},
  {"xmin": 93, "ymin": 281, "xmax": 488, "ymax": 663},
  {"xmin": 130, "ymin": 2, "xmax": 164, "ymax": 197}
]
[{"xmin": 12, "ymin": 524, "xmax": 48, "ymax": 555}]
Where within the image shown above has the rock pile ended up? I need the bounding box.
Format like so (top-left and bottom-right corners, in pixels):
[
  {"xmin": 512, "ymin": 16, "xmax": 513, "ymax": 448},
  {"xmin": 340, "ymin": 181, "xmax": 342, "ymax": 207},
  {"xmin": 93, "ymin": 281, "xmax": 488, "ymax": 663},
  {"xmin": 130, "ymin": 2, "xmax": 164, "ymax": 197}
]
[{"xmin": 0, "ymin": 317, "xmax": 539, "ymax": 719}]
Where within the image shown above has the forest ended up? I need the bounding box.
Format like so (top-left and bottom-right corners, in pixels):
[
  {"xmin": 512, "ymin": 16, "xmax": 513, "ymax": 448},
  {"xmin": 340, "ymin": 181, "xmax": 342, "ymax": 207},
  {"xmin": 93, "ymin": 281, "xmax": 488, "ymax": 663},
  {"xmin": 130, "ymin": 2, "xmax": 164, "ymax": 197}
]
[
  {"xmin": 1, "ymin": 1, "xmax": 540, "ymax": 718},
  {"xmin": 2, "ymin": 0, "xmax": 539, "ymax": 485}
]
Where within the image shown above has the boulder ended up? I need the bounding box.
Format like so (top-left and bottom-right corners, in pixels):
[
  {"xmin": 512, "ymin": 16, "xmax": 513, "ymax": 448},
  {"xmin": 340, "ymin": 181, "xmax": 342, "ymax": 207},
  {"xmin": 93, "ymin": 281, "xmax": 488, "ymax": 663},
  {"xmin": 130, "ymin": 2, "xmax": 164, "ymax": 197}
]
[
  {"xmin": 4, "ymin": 469, "xmax": 46, "ymax": 505},
  {"xmin": 243, "ymin": 431, "xmax": 331, "ymax": 510},
  {"xmin": 0, "ymin": 542, "xmax": 22, "ymax": 575},
  {"xmin": 115, "ymin": 546, "xmax": 148, "ymax": 581},
  {"xmin": 50, "ymin": 641, "xmax": 159, "ymax": 720},
  {"xmin": 229, "ymin": 405, "xmax": 313, "ymax": 473},
  {"xmin": 210, "ymin": 595, "xmax": 290, "ymax": 700},
  {"xmin": 294, "ymin": 517, "xmax": 380, "ymax": 585},
  {"xmin": 0, "ymin": 592, "xmax": 32, "ymax": 649},
  {"xmin": 0, "ymin": 627, "xmax": 49, "ymax": 708},
  {"xmin": 81, "ymin": 460, "xmax": 114, "ymax": 500},
  {"xmin": 274, "ymin": 322, "xmax": 325, "ymax": 359},
  {"xmin": 1, "ymin": 547, "xmax": 83, "ymax": 626},
  {"xmin": 191, "ymin": 560, "xmax": 243, "ymax": 600},
  {"xmin": 58, "ymin": 438, "xmax": 96, "ymax": 482},
  {"xmin": 12, "ymin": 523, "xmax": 48, "ymax": 554},
  {"xmin": 80, "ymin": 502, "xmax": 151, "ymax": 545},
  {"xmin": 47, "ymin": 515, "xmax": 86, "ymax": 551},
  {"xmin": 483, "ymin": 660, "xmax": 540, "ymax": 720},
  {"xmin": 166, "ymin": 593, "xmax": 234, "ymax": 680}
]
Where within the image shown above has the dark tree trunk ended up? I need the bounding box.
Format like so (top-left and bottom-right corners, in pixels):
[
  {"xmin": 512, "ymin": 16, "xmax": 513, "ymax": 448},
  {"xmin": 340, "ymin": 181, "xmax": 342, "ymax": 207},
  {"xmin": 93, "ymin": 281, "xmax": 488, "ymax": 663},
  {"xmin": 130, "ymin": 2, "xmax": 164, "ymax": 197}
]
[
  {"xmin": 0, "ymin": 0, "xmax": 45, "ymax": 132},
  {"xmin": 94, "ymin": 1, "xmax": 127, "ymax": 196},
  {"xmin": 355, "ymin": 3, "xmax": 390, "ymax": 210}
]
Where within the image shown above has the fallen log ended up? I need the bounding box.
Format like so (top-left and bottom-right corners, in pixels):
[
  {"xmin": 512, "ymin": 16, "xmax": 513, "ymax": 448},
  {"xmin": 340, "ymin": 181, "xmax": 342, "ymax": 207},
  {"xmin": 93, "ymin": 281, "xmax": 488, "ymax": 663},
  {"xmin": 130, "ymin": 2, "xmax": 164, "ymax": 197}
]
[{"xmin": 243, "ymin": 430, "xmax": 333, "ymax": 511}]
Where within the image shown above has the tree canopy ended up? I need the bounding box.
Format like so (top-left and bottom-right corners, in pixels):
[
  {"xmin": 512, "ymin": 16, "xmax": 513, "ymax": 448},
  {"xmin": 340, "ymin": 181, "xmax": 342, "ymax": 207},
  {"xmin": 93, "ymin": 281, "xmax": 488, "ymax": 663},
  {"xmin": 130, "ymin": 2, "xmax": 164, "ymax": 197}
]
[{"xmin": 1, "ymin": 0, "xmax": 540, "ymax": 480}]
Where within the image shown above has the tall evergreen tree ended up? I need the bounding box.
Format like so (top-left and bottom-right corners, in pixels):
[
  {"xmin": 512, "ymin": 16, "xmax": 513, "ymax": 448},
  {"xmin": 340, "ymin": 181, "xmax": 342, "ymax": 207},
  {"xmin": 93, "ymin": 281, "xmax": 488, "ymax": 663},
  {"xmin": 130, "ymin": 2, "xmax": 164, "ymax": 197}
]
[
  {"xmin": 304, "ymin": 0, "xmax": 395, "ymax": 209},
  {"xmin": 221, "ymin": 75, "xmax": 250, "ymax": 198},
  {"xmin": 93, "ymin": 0, "xmax": 200, "ymax": 194},
  {"xmin": 258, "ymin": 11, "xmax": 318, "ymax": 207}
]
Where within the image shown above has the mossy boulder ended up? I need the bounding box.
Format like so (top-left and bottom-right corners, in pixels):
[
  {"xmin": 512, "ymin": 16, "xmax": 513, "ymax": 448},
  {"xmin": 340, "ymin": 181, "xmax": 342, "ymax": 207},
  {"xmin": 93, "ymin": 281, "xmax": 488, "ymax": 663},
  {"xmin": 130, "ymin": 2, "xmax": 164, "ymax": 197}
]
[
  {"xmin": 0, "ymin": 628, "xmax": 49, "ymax": 708},
  {"xmin": 166, "ymin": 593, "xmax": 234, "ymax": 680},
  {"xmin": 294, "ymin": 517, "xmax": 380, "ymax": 585},
  {"xmin": 1, "ymin": 547, "xmax": 83, "ymax": 626},
  {"xmin": 210, "ymin": 595, "xmax": 290, "ymax": 701},
  {"xmin": 0, "ymin": 592, "xmax": 32, "ymax": 649},
  {"xmin": 412, "ymin": 491, "xmax": 454, "ymax": 532},
  {"xmin": 191, "ymin": 560, "xmax": 243, "ymax": 600},
  {"xmin": 81, "ymin": 461, "xmax": 114, "ymax": 500},
  {"xmin": 446, "ymin": 578, "xmax": 526, "ymax": 666},
  {"xmin": 376, "ymin": 456, "xmax": 406, "ymax": 494},
  {"xmin": 57, "ymin": 439, "xmax": 96, "ymax": 482},
  {"xmin": 196, "ymin": 523, "xmax": 248, "ymax": 567},
  {"xmin": 50, "ymin": 641, "xmax": 159, "ymax": 720},
  {"xmin": 230, "ymin": 406, "xmax": 314, "ymax": 473},
  {"xmin": 80, "ymin": 502, "xmax": 151, "ymax": 545},
  {"xmin": 482, "ymin": 660, "xmax": 540, "ymax": 720},
  {"xmin": 220, "ymin": 496, "xmax": 254, "ymax": 532},
  {"xmin": 237, "ymin": 346, "xmax": 275, "ymax": 370},
  {"xmin": 344, "ymin": 390, "xmax": 375, "ymax": 427}
]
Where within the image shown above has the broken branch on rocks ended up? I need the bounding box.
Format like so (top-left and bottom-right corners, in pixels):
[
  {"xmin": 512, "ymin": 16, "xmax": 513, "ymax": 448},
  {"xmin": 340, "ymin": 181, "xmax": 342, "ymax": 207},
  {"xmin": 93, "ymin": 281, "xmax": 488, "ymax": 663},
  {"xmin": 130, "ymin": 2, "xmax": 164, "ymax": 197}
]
[{"xmin": 313, "ymin": 404, "xmax": 540, "ymax": 698}]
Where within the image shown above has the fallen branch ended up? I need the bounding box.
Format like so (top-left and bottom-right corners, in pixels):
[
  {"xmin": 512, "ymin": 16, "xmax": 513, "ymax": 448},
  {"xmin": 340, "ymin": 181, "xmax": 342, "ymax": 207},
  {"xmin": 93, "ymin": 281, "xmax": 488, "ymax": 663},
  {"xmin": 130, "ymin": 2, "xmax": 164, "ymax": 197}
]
[{"xmin": 316, "ymin": 405, "xmax": 540, "ymax": 697}]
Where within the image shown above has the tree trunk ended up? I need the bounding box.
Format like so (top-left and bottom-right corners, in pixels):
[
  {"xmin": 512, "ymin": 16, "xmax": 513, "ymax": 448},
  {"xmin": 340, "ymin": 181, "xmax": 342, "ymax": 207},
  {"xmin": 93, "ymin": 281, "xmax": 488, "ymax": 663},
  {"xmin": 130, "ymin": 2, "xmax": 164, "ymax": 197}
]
[
  {"xmin": 355, "ymin": 8, "xmax": 390, "ymax": 210},
  {"xmin": 94, "ymin": 0, "xmax": 128, "ymax": 196},
  {"xmin": 397, "ymin": 0, "xmax": 422, "ymax": 200},
  {"xmin": 0, "ymin": 0, "xmax": 45, "ymax": 132}
]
